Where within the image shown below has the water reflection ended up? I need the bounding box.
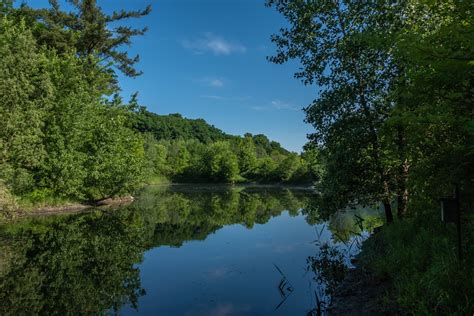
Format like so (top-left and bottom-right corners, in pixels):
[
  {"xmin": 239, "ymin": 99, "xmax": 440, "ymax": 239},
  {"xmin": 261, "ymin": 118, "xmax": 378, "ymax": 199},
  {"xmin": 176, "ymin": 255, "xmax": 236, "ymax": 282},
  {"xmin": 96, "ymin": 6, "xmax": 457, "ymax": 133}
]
[
  {"xmin": 134, "ymin": 186, "xmax": 312, "ymax": 247},
  {"xmin": 0, "ymin": 185, "xmax": 382, "ymax": 315},
  {"xmin": 0, "ymin": 210, "xmax": 145, "ymax": 315},
  {"xmin": 305, "ymin": 206, "xmax": 384, "ymax": 315}
]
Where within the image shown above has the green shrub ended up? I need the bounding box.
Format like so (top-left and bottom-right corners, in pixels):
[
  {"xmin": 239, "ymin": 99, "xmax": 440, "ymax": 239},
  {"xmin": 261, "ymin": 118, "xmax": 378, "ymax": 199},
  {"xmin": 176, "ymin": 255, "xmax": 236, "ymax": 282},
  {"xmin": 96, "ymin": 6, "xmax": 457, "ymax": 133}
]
[{"xmin": 0, "ymin": 181, "xmax": 17, "ymax": 220}]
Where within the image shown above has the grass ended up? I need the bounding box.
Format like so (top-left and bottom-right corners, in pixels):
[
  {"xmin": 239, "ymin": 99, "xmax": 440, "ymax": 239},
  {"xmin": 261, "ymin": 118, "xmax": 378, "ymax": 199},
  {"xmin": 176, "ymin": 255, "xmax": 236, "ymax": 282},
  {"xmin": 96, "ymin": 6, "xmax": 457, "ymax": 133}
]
[
  {"xmin": 361, "ymin": 212, "xmax": 474, "ymax": 315},
  {"xmin": 15, "ymin": 189, "xmax": 77, "ymax": 211}
]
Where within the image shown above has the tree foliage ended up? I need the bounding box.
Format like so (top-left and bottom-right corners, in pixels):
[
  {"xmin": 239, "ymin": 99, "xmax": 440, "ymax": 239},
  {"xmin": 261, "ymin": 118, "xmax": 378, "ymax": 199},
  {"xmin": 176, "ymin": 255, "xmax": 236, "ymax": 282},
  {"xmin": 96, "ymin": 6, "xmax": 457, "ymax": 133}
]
[
  {"xmin": 134, "ymin": 110, "xmax": 231, "ymax": 144},
  {"xmin": 16, "ymin": 0, "xmax": 151, "ymax": 78},
  {"xmin": 0, "ymin": 14, "xmax": 145, "ymax": 201},
  {"xmin": 267, "ymin": 0, "xmax": 473, "ymax": 223},
  {"xmin": 136, "ymin": 110, "xmax": 315, "ymax": 184},
  {"xmin": 142, "ymin": 137, "xmax": 315, "ymax": 184},
  {"xmin": 267, "ymin": 0, "xmax": 399, "ymax": 222}
]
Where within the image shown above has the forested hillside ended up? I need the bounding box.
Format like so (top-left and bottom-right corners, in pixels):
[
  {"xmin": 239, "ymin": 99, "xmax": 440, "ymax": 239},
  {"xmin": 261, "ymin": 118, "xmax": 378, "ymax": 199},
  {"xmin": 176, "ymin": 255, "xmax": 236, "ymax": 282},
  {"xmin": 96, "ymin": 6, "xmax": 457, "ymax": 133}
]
[
  {"xmin": 133, "ymin": 110, "xmax": 230, "ymax": 144},
  {"xmin": 133, "ymin": 109, "xmax": 314, "ymax": 184}
]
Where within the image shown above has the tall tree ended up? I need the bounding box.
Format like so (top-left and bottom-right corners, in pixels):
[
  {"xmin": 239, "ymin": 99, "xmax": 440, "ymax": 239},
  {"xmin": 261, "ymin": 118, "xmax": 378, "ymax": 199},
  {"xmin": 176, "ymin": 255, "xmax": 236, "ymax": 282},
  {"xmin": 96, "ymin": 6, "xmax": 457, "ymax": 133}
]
[
  {"xmin": 18, "ymin": 0, "xmax": 151, "ymax": 78},
  {"xmin": 238, "ymin": 136, "xmax": 258, "ymax": 177},
  {"xmin": 267, "ymin": 0, "xmax": 398, "ymax": 222}
]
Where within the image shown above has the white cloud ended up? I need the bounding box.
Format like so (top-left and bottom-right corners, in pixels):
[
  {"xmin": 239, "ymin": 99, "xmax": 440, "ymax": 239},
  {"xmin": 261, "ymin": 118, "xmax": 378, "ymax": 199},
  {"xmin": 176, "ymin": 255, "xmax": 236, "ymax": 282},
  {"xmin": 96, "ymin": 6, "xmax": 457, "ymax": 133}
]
[
  {"xmin": 182, "ymin": 33, "xmax": 247, "ymax": 55},
  {"xmin": 210, "ymin": 78, "xmax": 224, "ymax": 87},
  {"xmin": 200, "ymin": 95, "xmax": 224, "ymax": 100},
  {"xmin": 250, "ymin": 100, "xmax": 299, "ymax": 111},
  {"xmin": 197, "ymin": 76, "xmax": 226, "ymax": 88},
  {"xmin": 271, "ymin": 100, "xmax": 298, "ymax": 110}
]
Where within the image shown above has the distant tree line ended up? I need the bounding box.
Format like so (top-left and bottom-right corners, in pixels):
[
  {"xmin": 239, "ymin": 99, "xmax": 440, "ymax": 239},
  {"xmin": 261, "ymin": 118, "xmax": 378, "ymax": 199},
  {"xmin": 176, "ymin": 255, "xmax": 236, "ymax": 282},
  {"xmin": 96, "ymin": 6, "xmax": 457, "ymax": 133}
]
[{"xmin": 131, "ymin": 109, "xmax": 317, "ymax": 184}]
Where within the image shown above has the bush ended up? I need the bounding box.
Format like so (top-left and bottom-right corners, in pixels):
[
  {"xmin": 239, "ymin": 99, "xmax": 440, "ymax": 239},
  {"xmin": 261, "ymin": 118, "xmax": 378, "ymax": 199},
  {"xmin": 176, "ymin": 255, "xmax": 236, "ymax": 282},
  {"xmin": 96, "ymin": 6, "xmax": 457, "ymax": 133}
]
[
  {"xmin": 5, "ymin": 168, "xmax": 35, "ymax": 196},
  {"xmin": 0, "ymin": 181, "xmax": 17, "ymax": 220}
]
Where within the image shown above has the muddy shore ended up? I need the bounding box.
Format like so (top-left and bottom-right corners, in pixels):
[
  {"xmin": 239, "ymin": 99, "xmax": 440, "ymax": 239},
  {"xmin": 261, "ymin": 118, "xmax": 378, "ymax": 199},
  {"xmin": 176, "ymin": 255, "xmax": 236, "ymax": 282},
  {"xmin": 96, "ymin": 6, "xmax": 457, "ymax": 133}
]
[{"xmin": 328, "ymin": 234, "xmax": 401, "ymax": 316}]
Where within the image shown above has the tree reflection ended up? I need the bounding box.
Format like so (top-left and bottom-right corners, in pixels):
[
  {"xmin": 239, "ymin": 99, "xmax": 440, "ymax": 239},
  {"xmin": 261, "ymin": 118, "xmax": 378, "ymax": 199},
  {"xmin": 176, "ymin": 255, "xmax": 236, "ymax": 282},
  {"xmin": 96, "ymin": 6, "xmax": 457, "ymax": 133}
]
[
  {"xmin": 0, "ymin": 210, "xmax": 145, "ymax": 315},
  {"xmin": 132, "ymin": 186, "xmax": 311, "ymax": 247},
  {"xmin": 305, "ymin": 203, "xmax": 384, "ymax": 315}
]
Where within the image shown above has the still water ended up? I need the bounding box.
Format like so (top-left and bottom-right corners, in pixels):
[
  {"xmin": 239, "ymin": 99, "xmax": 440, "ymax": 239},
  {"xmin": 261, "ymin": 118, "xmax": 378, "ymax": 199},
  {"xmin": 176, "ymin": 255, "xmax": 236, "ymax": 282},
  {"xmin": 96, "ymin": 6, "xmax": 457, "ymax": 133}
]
[{"xmin": 0, "ymin": 185, "xmax": 382, "ymax": 315}]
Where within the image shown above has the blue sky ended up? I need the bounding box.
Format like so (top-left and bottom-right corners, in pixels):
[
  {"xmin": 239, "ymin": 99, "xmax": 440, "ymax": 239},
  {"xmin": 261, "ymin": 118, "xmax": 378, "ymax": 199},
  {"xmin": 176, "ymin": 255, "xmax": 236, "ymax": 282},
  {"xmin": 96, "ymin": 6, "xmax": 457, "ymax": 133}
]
[{"xmin": 25, "ymin": 0, "xmax": 316, "ymax": 152}]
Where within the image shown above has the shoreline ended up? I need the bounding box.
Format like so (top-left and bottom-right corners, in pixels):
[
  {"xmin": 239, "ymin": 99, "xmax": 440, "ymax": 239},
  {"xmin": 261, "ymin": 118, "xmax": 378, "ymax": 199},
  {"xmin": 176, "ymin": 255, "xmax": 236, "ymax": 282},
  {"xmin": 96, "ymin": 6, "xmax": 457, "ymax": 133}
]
[
  {"xmin": 2, "ymin": 183, "xmax": 316, "ymax": 220},
  {"xmin": 327, "ymin": 232, "xmax": 400, "ymax": 315},
  {"xmin": 3, "ymin": 196, "xmax": 135, "ymax": 220},
  {"xmin": 147, "ymin": 182, "xmax": 317, "ymax": 191}
]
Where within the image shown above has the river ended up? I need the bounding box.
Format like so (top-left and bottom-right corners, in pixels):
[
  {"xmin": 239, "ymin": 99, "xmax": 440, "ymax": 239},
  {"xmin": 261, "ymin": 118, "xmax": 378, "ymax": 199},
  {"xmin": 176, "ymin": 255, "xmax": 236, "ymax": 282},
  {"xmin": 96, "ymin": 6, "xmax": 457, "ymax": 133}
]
[{"xmin": 0, "ymin": 185, "xmax": 382, "ymax": 315}]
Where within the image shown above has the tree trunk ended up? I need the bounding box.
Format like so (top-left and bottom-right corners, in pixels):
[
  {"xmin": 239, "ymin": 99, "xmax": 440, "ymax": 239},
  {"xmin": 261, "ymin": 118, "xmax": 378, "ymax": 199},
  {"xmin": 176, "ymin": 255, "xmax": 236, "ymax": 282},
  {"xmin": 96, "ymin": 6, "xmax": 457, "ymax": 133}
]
[
  {"xmin": 397, "ymin": 160, "xmax": 409, "ymax": 219},
  {"xmin": 383, "ymin": 200, "xmax": 394, "ymax": 224},
  {"xmin": 396, "ymin": 125, "xmax": 409, "ymax": 219},
  {"xmin": 334, "ymin": 6, "xmax": 395, "ymax": 225}
]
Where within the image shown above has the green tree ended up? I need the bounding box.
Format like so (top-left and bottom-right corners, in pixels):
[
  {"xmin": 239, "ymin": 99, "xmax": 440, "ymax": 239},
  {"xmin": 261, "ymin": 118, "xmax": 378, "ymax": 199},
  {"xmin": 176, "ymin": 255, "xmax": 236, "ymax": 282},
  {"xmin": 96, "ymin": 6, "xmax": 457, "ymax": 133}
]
[
  {"xmin": 237, "ymin": 136, "xmax": 257, "ymax": 177},
  {"xmin": 204, "ymin": 141, "xmax": 240, "ymax": 183},
  {"xmin": 18, "ymin": 0, "xmax": 152, "ymax": 78},
  {"xmin": 32, "ymin": 47, "xmax": 144, "ymax": 200},
  {"xmin": 267, "ymin": 0, "xmax": 399, "ymax": 222},
  {"xmin": 0, "ymin": 19, "xmax": 50, "ymax": 195},
  {"xmin": 255, "ymin": 157, "xmax": 278, "ymax": 182},
  {"xmin": 0, "ymin": 17, "xmax": 145, "ymax": 201},
  {"xmin": 275, "ymin": 153, "xmax": 300, "ymax": 182},
  {"xmin": 81, "ymin": 106, "xmax": 145, "ymax": 199},
  {"xmin": 386, "ymin": 0, "xmax": 474, "ymax": 210}
]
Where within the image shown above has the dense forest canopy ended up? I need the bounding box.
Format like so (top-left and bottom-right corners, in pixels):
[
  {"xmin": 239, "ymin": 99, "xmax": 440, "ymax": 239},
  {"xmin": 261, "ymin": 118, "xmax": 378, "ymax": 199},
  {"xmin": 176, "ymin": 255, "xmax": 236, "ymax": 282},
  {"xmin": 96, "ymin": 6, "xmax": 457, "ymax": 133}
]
[{"xmin": 133, "ymin": 110, "xmax": 230, "ymax": 144}]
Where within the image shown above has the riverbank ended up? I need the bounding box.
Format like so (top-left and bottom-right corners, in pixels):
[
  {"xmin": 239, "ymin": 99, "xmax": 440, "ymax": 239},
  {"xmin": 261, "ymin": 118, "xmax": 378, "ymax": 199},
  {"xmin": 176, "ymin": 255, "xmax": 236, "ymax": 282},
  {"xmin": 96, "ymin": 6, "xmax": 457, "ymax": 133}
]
[
  {"xmin": 329, "ymin": 213, "xmax": 474, "ymax": 315},
  {"xmin": 0, "ymin": 196, "xmax": 135, "ymax": 221},
  {"xmin": 328, "ymin": 231, "xmax": 400, "ymax": 315}
]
